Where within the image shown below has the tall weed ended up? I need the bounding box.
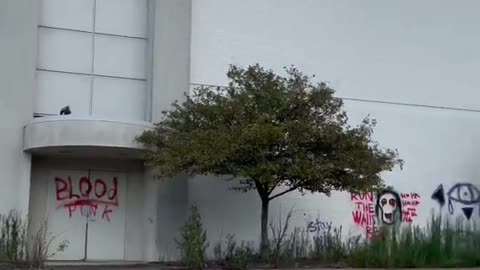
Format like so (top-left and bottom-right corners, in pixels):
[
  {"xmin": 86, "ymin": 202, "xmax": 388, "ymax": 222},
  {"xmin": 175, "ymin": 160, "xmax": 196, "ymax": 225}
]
[
  {"xmin": 348, "ymin": 214, "xmax": 480, "ymax": 268},
  {"xmin": 176, "ymin": 205, "xmax": 209, "ymax": 269}
]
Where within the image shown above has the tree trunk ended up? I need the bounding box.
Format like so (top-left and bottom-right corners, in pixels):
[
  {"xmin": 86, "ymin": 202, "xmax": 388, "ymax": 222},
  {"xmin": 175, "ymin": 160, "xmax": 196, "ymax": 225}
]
[{"xmin": 260, "ymin": 198, "xmax": 269, "ymax": 257}]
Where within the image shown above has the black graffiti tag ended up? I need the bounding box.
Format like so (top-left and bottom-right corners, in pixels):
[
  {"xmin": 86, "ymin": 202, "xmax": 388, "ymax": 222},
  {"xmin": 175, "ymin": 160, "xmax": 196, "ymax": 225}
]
[
  {"xmin": 432, "ymin": 183, "xmax": 480, "ymax": 220},
  {"xmin": 307, "ymin": 218, "xmax": 332, "ymax": 233}
]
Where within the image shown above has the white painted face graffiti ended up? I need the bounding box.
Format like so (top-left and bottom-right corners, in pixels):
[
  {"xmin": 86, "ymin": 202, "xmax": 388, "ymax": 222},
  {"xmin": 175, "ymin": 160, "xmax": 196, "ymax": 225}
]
[{"xmin": 378, "ymin": 193, "xmax": 398, "ymax": 224}]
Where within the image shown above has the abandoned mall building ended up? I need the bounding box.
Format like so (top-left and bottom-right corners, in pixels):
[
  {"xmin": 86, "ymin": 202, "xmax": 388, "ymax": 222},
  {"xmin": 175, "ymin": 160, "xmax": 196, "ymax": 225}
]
[{"xmin": 2, "ymin": 0, "xmax": 480, "ymax": 262}]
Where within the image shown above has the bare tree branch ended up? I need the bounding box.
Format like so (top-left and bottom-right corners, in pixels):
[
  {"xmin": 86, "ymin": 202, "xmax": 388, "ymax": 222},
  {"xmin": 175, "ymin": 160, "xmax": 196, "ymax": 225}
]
[
  {"xmin": 268, "ymin": 183, "xmax": 302, "ymax": 201},
  {"xmin": 267, "ymin": 177, "xmax": 285, "ymax": 195}
]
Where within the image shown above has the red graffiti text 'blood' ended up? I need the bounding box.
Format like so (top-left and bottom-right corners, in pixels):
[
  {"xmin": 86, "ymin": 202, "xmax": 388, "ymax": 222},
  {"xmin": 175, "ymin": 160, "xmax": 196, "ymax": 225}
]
[{"xmin": 55, "ymin": 176, "xmax": 118, "ymax": 221}]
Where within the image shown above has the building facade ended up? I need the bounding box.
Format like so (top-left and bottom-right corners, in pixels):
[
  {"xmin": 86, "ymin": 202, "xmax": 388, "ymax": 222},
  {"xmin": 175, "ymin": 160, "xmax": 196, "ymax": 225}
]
[
  {"xmin": 2, "ymin": 0, "xmax": 191, "ymax": 262},
  {"xmin": 2, "ymin": 0, "xmax": 480, "ymax": 263}
]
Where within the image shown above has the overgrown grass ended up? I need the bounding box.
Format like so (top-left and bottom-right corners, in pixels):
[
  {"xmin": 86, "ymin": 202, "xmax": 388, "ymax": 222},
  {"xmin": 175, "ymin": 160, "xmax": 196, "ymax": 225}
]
[
  {"xmin": 263, "ymin": 211, "xmax": 480, "ymax": 268},
  {"xmin": 0, "ymin": 210, "xmax": 26, "ymax": 263},
  {"xmin": 188, "ymin": 205, "xmax": 480, "ymax": 269},
  {"xmin": 348, "ymin": 215, "xmax": 480, "ymax": 268},
  {"xmin": 0, "ymin": 211, "xmax": 68, "ymax": 269},
  {"xmin": 220, "ymin": 213, "xmax": 480, "ymax": 268}
]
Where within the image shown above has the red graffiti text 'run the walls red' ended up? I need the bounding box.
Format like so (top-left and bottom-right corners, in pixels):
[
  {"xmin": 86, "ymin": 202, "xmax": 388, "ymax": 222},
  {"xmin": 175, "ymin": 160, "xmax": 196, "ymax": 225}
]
[{"xmin": 351, "ymin": 192, "xmax": 378, "ymax": 238}]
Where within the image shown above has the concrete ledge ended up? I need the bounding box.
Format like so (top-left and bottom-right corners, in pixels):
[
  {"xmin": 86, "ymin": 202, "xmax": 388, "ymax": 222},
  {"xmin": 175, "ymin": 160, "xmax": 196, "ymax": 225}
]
[{"xmin": 24, "ymin": 116, "xmax": 153, "ymax": 158}]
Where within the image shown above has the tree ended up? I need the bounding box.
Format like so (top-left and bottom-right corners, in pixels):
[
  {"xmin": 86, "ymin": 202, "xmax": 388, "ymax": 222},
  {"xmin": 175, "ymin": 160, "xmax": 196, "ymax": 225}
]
[{"xmin": 137, "ymin": 64, "xmax": 403, "ymax": 256}]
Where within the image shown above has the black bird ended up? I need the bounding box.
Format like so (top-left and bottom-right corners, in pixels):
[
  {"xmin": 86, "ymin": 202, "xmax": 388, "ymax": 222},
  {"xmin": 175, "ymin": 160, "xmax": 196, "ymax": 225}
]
[{"xmin": 60, "ymin": 106, "xmax": 71, "ymax": 115}]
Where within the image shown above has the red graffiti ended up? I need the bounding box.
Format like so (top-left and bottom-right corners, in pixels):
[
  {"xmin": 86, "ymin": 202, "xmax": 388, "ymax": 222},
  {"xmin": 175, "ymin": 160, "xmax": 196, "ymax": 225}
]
[
  {"xmin": 401, "ymin": 192, "xmax": 420, "ymax": 199},
  {"xmin": 55, "ymin": 176, "xmax": 119, "ymax": 222},
  {"xmin": 350, "ymin": 192, "xmax": 374, "ymax": 202},
  {"xmin": 102, "ymin": 205, "xmax": 113, "ymax": 222},
  {"xmin": 351, "ymin": 192, "xmax": 378, "ymax": 238},
  {"xmin": 401, "ymin": 200, "xmax": 420, "ymax": 206},
  {"xmin": 400, "ymin": 193, "xmax": 421, "ymax": 224},
  {"xmin": 351, "ymin": 191, "xmax": 421, "ymax": 237}
]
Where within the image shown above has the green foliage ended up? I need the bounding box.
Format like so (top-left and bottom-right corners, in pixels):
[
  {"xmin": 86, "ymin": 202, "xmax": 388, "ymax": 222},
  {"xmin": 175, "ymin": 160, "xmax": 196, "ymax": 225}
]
[
  {"xmin": 310, "ymin": 226, "xmax": 348, "ymax": 263},
  {"xmin": 213, "ymin": 211, "xmax": 480, "ymax": 268},
  {"xmin": 0, "ymin": 211, "xmax": 68, "ymax": 269},
  {"xmin": 0, "ymin": 210, "xmax": 26, "ymax": 263},
  {"xmin": 285, "ymin": 227, "xmax": 310, "ymax": 259},
  {"xmin": 138, "ymin": 64, "xmax": 402, "ymax": 195},
  {"xmin": 138, "ymin": 63, "xmax": 403, "ymax": 253},
  {"xmin": 261, "ymin": 212, "xmax": 480, "ymax": 268},
  {"xmin": 269, "ymin": 227, "xmax": 311, "ymax": 266},
  {"xmin": 176, "ymin": 205, "xmax": 209, "ymax": 269},
  {"xmin": 269, "ymin": 225, "xmax": 349, "ymax": 266},
  {"xmin": 214, "ymin": 234, "xmax": 256, "ymax": 270},
  {"xmin": 266, "ymin": 208, "xmax": 348, "ymax": 267},
  {"xmin": 347, "ymin": 214, "xmax": 480, "ymax": 268}
]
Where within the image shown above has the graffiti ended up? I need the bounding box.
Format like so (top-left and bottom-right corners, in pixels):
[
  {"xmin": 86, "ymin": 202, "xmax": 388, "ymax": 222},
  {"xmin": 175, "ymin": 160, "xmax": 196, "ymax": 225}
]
[
  {"xmin": 432, "ymin": 183, "xmax": 480, "ymax": 220},
  {"xmin": 431, "ymin": 184, "xmax": 446, "ymax": 207},
  {"xmin": 400, "ymin": 192, "xmax": 420, "ymax": 223},
  {"xmin": 376, "ymin": 190, "xmax": 402, "ymax": 225},
  {"xmin": 351, "ymin": 192, "xmax": 379, "ymax": 238},
  {"xmin": 307, "ymin": 218, "xmax": 332, "ymax": 233},
  {"xmin": 306, "ymin": 217, "xmax": 333, "ymax": 247},
  {"xmin": 55, "ymin": 176, "xmax": 119, "ymax": 222},
  {"xmin": 351, "ymin": 190, "xmax": 421, "ymax": 237}
]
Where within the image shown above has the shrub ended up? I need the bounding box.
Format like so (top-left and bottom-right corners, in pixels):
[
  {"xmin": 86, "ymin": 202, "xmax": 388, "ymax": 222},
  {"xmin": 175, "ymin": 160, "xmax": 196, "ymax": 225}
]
[
  {"xmin": 176, "ymin": 205, "xmax": 209, "ymax": 269},
  {"xmin": 0, "ymin": 210, "xmax": 26, "ymax": 263}
]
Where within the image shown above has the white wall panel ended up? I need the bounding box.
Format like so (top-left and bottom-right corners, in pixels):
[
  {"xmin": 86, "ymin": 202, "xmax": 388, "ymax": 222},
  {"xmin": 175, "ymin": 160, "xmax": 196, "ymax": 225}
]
[
  {"xmin": 39, "ymin": 0, "xmax": 94, "ymax": 31},
  {"xmin": 190, "ymin": 100, "xmax": 480, "ymax": 257},
  {"xmin": 37, "ymin": 28, "xmax": 92, "ymax": 73},
  {"xmin": 125, "ymin": 171, "xmax": 145, "ymax": 260},
  {"xmin": 92, "ymin": 77, "xmax": 146, "ymax": 121},
  {"xmin": 35, "ymin": 71, "xmax": 91, "ymax": 116},
  {"xmin": 36, "ymin": 0, "xmax": 149, "ymax": 123},
  {"xmin": 86, "ymin": 171, "xmax": 127, "ymax": 260},
  {"xmin": 95, "ymin": 0, "xmax": 148, "ymax": 38},
  {"xmin": 94, "ymin": 35, "xmax": 146, "ymax": 79},
  {"xmin": 46, "ymin": 169, "xmax": 88, "ymax": 260},
  {"xmin": 29, "ymin": 158, "xmax": 145, "ymax": 261},
  {"xmin": 0, "ymin": 0, "xmax": 37, "ymax": 216}
]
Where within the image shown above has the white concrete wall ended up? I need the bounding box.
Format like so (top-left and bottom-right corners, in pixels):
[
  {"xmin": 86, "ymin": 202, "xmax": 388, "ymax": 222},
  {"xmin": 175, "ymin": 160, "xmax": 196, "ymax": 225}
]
[
  {"xmin": 0, "ymin": 0, "xmax": 37, "ymax": 215},
  {"xmin": 156, "ymin": 175, "xmax": 190, "ymax": 261},
  {"xmin": 190, "ymin": 101, "xmax": 480, "ymax": 252},
  {"xmin": 28, "ymin": 157, "xmax": 145, "ymax": 261},
  {"xmin": 142, "ymin": 170, "xmax": 190, "ymax": 262},
  {"xmin": 189, "ymin": 0, "xmax": 480, "ymax": 253},
  {"xmin": 151, "ymin": 0, "xmax": 192, "ymax": 122},
  {"xmin": 145, "ymin": 0, "xmax": 192, "ymax": 262}
]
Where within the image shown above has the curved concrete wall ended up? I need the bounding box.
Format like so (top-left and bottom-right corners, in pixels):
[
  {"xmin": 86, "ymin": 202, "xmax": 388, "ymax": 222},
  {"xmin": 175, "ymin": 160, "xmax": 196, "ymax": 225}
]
[{"xmin": 24, "ymin": 117, "xmax": 151, "ymax": 151}]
